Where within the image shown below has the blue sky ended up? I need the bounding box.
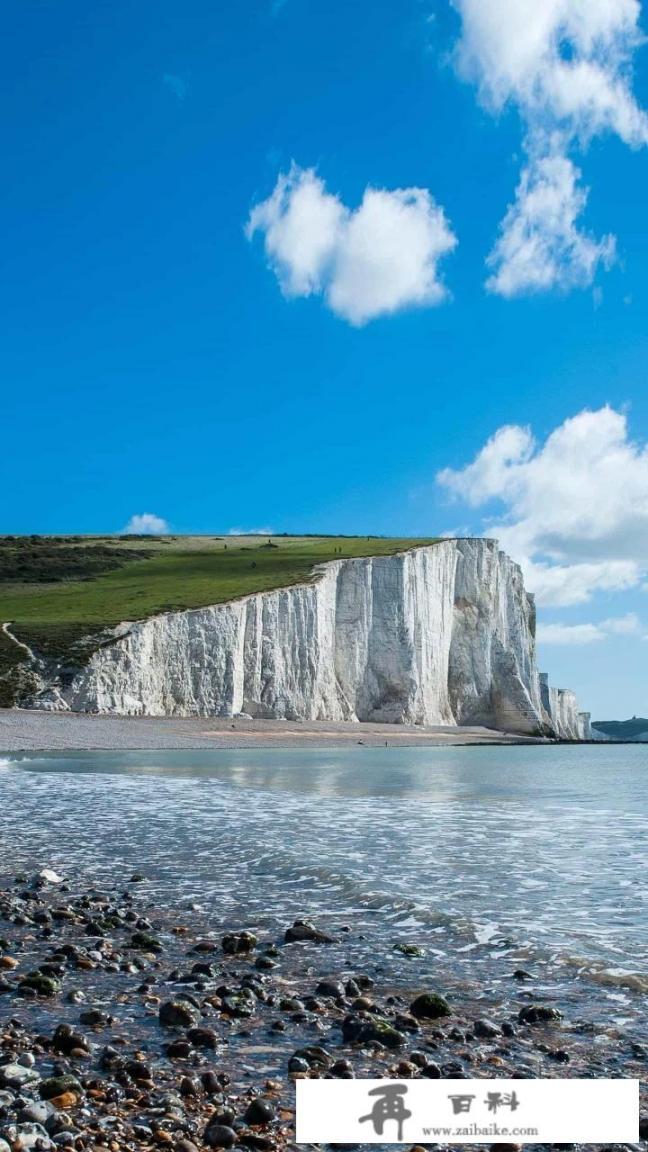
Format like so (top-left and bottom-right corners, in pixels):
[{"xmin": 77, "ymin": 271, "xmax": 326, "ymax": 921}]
[{"xmin": 3, "ymin": 0, "xmax": 648, "ymax": 717}]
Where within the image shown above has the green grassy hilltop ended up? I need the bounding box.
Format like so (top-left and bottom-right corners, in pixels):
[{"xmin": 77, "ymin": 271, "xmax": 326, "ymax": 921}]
[
  {"xmin": 591, "ymin": 717, "xmax": 648, "ymax": 741},
  {"xmin": 0, "ymin": 534, "xmax": 439, "ymax": 704}
]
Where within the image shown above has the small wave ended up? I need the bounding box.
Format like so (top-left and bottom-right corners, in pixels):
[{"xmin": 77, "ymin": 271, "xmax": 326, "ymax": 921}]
[
  {"xmin": 249, "ymin": 846, "xmax": 648, "ymax": 1009},
  {"xmin": 586, "ymin": 968, "xmax": 648, "ymax": 993},
  {"xmin": 256, "ymin": 853, "xmax": 445, "ymax": 918},
  {"xmin": 252, "ymin": 849, "xmax": 497, "ymax": 944},
  {"xmin": 559, "ymin": 954, "xmax": 648, "ymax": 993}
]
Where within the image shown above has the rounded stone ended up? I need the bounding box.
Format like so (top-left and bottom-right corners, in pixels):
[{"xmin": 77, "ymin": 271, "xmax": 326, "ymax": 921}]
[
  {"xmin": 473, "ymin": 1019, "xmax": 501, "ymax": 1039},
  {"xmin": 18, "ymin": 973, "xmax": 61, "ymax": 998},
  {"xmin": 158, "ymin": 999, "xmax": 200, "ymax": 1028},
  {"xmin": 315, "ymin": 979, "xmax": 345, "ymax": 999},
  {"xmin": 409, "ymin": 992, "xmax": 451, "ymax": 1020},
  {"xmin": 39, "ymin": 1076, "xmax": 83, "ymax": 1101},
  {"xmin": 222, "ymin": 931, "xmax": 257, "ymax": 955},
  {"xmin": 244, "ymin": 1099, "xmax": 275, "ymax": 1126},
  {"xmin": 187, "ymin": 1026, "xmax": 218, "ymax": 1049},
  {"xmin": 204, "ymin": 1123, "xmax": 238, "ymax": 1148},
  {"xmin": 517, "ymin": 1004, "xmax": 562, "ymax": 1025}
]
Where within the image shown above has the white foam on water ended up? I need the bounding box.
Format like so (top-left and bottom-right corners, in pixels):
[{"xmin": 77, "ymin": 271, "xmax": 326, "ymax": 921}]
[{"xmin": 0, "ymin": 743, "xmax": 645, "ymax": 1035}]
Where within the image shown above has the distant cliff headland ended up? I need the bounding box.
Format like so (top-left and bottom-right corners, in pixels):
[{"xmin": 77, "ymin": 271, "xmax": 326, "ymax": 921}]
[
  {"xmin": 0, "ymin": 534, "xmax": 589, "ymax": 739},
  {"xmin": 591, "ymin": 717, "xmax": 648, "ymax": 742}
]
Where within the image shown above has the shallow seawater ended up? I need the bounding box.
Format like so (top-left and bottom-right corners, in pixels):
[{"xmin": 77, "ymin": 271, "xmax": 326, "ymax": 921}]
[{"xmin": 1, "ymin": 743, "xmax": 647, "ymax": 1035}]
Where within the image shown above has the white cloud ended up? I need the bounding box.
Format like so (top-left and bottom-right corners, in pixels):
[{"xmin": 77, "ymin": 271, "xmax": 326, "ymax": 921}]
[
  {"xmin": 521, "ymin": 558, "xmax": 638, "ymax": 607},
  {"xmin": 325, "ymin": 186, "xmax": 456, "ymax": 324},
  {"xmin": 438, "ymin": 423, "xmax": 535, "ymax": 506},
  {"xmin": 246, "ymin": 167, "xmax": 344, "ymax": 299},
  {"xmin": 486, "ymin": 150, "xmax": 615, "ymax": 296},
  {"xmin": 228, "ymin": 527, "xmax": 275, "ymax": 536},
  {"xmin": 122, "ymin": 513, "xmax": 170, "ymax": 536},
  {"xmin": 452, "ymin": 0, "xmax": 648, "ymax": 294},
  {"xmin": 437, "ymin": 405, "xmax": 648, "ymax": 606},
  {"xmin": 246, "ymin": 165, "xmax": 457, "ymax": 325},
  {"xmin": 537, "ymin": 621, "xmax": 606, "ymax": 644},
  {"xmin": 453, "ymin": 0, "xmax": 648, "ymax": 143},
  {"xmin": 538, "ymin": 613, "xmax": 642, "ymax": 644},
  {"xmin": 600, "ymin": 611, "xmax": 642, "ymax": 634}
]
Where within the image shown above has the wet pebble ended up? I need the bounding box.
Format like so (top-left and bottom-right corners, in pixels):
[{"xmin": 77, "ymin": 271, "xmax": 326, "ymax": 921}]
[
  {"xmin": 78, "ymin": 1010, "xmax": 111, "ymax": 1028},
  {"xmin": 158, "ymin": 1001, "xmax": 200, "ymax": 1028},
  {"xmin": 0, "ymin": 1066, "xmax": 41, "ymax": 1090},
  {"xmin": 222, "ymin": 932, "xmax": 257, "ymax": 955},
  {"xmin": 243, "ymin": 1099, "xmax": 275, "ymax": 1126},
  {"xmin": 39, "ymin": 1076, "xmax": 82, "ymax": 1102},
  {"xmin": 341, "ymin": 1012, "xmax": 405, "ymax": 1050},
  {"xmin": 204, "ymin": 1122, "xmax": 238, "ymax": 1148},
  {"xmin": 284, "ymin": 920, "xmax": 335, "ymax": 945},
  {"xmin": 187, "ymin": 1026, "xmax": 218, "ymax": 1050},
  {"xmin": 315, "ymin": 980, "xmax": 344, "ymax": 999},
  {"xmin": 518, "ymin": 1005, "xmax": 562, "ymax": 1025},
  {"xmin": 410, "ymin": 992, "xmax": 451, "ymax": 1020},
  {"xmin": 473, "ymin": 1019, "xmax": 501, "ymax": 1039},
  {"xmin": 3, "ymin": 1122, "xmax": 54, "ymax": 1151}
]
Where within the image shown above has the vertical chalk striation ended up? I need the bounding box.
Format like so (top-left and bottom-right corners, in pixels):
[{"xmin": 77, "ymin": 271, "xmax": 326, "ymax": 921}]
[{"xmin": 21, "ymin": 540, "xmax": 585, "ymax": 737}]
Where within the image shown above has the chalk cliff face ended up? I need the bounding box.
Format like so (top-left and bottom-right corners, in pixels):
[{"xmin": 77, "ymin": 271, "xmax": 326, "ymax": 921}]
[
  {"xmin": 449, "ymin": 539, "xmax": 544, "ymax": 733},
  {"xmin": 578, "ymin": 712, "xmax": 593, "ymax": 741},
  {"xmin": 43, "ymin": 543, "xmax": 458, "ymax": 726},
  {"xmin": 540, "ymin": 674, "xmax": 585, "ymax": 740},
  {"xmin": 23, "ymin": 539, "xmax": 585, "ymax": 737}
]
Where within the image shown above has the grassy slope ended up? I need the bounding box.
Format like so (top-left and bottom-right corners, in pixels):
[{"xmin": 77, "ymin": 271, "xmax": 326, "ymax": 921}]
[{"xmin": 0, "ymin": 536, "xmax": 440, "ymax": 681}]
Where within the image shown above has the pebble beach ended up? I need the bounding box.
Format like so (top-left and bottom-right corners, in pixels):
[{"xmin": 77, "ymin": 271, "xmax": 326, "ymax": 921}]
[
  {"xmin": 0, "ymin": 867, "xmax": 645, "ymax": 1152},
  {"xmin": 0, "ymin": 712, "xmax": 545, "ymax": 753}
]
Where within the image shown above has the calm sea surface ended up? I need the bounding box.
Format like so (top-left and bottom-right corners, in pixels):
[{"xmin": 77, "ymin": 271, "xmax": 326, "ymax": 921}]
[{"xmin": 1, "ymin": 743, "xmax": 646, "ymax": 1031}]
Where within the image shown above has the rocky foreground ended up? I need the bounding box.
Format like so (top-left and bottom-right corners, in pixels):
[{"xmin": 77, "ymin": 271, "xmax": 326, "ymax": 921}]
[{"xmin": 0, "ymin": 871, "xmax": 644, "ymax": 1152}]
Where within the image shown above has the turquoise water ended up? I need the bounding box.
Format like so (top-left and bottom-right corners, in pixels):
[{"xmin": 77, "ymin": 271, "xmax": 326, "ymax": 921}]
[{"xmin": 1, "ymin": 743, "xmax": 646, "ymax": 1027}]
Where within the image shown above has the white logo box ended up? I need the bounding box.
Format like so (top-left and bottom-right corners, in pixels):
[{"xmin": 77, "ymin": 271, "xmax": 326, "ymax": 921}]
[{"xmin": 296, "ymin": 1078, "xmax": 639, "ymax": 1145}]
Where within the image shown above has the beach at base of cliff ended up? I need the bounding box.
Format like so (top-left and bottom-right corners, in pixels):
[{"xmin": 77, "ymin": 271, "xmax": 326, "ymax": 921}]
[{"xmin": 0, "ymin": 710, "xmax": 547, "ymax": 752}]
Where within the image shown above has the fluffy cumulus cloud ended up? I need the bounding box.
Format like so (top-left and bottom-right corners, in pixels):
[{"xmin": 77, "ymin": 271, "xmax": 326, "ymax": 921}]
[
  {"xmin": 246, "ymin": 165, "xmax": 457, "ymax": 325},
  {"xmin": 122, "ymin": 513, "xmax": 169, "ymax": 535},
  {"xmin": 437, "ymin": 405, "xmax": 648, "ymax": 607},
  {"xmin": 452, "ymin": 0, "xmax": 648, "ymax": 294},
  {"xmin": 486, "ymin": 150, "xmax": 615, "ymax": 296},
  {"xmin": 453, "ymin": 0, "xmax": 648, "ymax": 141}
]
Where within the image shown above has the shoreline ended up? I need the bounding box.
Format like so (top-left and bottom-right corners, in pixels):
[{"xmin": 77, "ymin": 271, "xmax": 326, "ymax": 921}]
[
  {"xmin": 0, "ymin": 709, "xmax": 550, "ymax": 752},
  {"xmin": 0, "ymin": 868, "xmax": 644, "ymax": 1152}
]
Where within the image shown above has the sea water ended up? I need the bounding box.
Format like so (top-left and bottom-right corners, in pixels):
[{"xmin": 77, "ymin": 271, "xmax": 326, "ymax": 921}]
[{"xmin": 1, "ymin": 743, "xmax": 646, "ymax": 1033}]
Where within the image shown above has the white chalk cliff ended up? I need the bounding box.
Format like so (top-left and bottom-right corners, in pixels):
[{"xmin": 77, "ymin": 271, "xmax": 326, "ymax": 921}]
[
  {"xmin": 24, "ymin": 539, "xmax": 586, "ymax": 737},
  {"xmin": 539, "ymin": 674, "xmax": 591, "ymax": 740}
]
